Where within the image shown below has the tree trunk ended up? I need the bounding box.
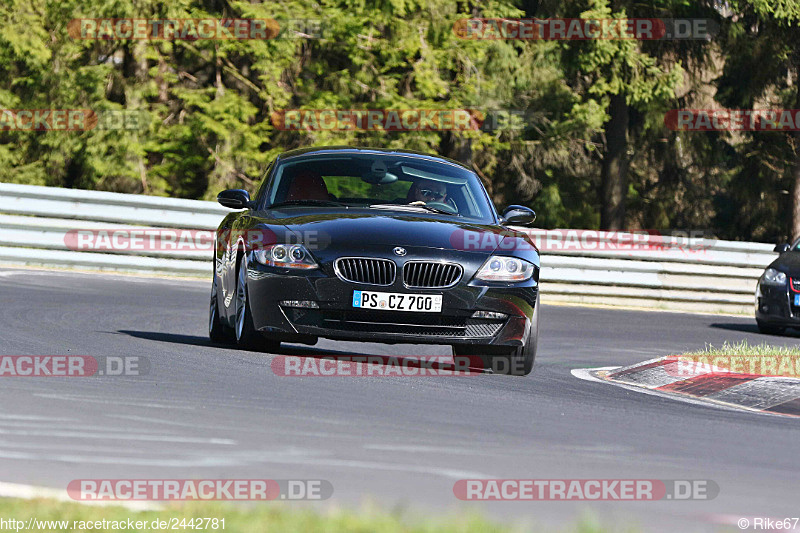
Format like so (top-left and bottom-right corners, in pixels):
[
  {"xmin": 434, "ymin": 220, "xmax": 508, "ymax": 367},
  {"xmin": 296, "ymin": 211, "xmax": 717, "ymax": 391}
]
[
  {"xmin": 791, "ymin": 74, "xmax": 800, "ymax": 241},
  {"xmin": 600, "ymin": 93, "xmax": 629, "ymax": 230},
  {"xmin": 440, "ymin": 132, "xmax": 472, "ymax": 167},
  {"xmin": 791, "ymin": 140, "xmax": 800, "ymax": 241}
]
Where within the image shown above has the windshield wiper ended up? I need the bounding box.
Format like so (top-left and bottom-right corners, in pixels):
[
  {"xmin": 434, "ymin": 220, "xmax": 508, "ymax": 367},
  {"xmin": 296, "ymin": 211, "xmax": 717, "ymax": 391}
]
[
  {"xmin": 268, "ymin": 199, "xmax": 350, "ymax": 208},
  {"xmin": 369, "ymin": 203, "xmax": 462, "ymax": 216}
]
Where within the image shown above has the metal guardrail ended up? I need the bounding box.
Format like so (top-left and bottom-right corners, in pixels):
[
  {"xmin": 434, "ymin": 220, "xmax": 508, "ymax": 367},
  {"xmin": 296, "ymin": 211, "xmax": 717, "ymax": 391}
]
[{"xmin": 0, "ymin": 183, "xmax": 774, "ymax": 314}]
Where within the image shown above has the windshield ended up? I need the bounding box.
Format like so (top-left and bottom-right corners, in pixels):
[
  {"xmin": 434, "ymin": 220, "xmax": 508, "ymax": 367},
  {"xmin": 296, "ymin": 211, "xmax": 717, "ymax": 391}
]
[{"xmin": 262, "ymin": 153, "xmax": 496, "ymax": 222}]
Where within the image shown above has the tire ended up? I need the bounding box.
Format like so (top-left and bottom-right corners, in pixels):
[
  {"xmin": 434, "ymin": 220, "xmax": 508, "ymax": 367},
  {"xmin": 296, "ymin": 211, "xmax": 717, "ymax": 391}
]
[
  {"xmin": 209, "ymin": 273, "xmax": 234, "ymax": 344},
  {"xmin": 757, "ymin": 320, "xmax": 785, "ymax": 336},
  {"xmin": 235, "ymin": 255, "xmax": 280, "ymax": 352},
  {"xmin": 451, "ymin": 344, "xmax": 488, "ymax": 372},
  {"xmin": 453, "ymin": 293, "xmax": 539, "ymax": 376}
]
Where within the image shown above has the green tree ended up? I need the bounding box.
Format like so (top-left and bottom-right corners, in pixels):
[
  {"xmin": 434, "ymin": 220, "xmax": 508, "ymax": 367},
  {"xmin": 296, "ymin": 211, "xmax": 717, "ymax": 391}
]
[{"xmin": 716, "ymin": 0, "xmax": 800, "ymax": 241}]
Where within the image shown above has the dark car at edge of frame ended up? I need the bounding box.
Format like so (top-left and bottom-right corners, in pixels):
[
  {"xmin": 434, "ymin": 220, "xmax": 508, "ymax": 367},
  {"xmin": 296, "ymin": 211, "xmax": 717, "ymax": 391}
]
[{"xmin": 755, "ymin": 239, "xmax": 800, "ymax": 335}]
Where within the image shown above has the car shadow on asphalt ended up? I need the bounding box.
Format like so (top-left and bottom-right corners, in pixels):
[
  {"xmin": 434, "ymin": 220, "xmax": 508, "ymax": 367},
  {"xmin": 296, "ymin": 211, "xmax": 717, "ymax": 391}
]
[
  {"xmin": 113, "ymin": 329, "xmax": 377, "ymax": 357},
  {"xmin": 709, "ymin": 322, "xmax": 800, "ymax": 337},
  {"xmin": 113, "ymin": 330, "xmax": 484, "ymax": 372},
  {"xmin": 114, "ymin": 330, "xmax": 213, "ymax": 347},
  {"xmin": 709, "ymin": 323, "xmax": 760, "ymax": 333}
]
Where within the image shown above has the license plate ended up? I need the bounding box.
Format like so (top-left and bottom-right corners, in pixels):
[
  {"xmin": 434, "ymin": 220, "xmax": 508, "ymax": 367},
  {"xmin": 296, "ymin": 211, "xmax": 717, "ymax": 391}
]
[
  {"xmin": 352, "ymin": 290, "xmax": 442, "ymax": 313},
  {"xmin": 794, "ymin": 294, "xmax": 799, "ymax": 306}
]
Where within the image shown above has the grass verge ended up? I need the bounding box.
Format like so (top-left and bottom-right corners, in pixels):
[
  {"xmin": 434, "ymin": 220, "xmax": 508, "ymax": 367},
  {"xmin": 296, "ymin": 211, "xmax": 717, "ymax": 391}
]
[
  {"xmin": 682, "ymin": 340, "xmax": 800, "ymax": 357},
  {"xmin": 0, "ymin": 497, "xmax": 630, "ymax": 533}
]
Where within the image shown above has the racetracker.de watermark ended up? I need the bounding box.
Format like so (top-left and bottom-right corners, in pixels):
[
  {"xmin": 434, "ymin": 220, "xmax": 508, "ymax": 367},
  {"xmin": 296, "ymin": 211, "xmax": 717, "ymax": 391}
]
[
  {"xmin": 450, "ymin": 229, "xmax": 711, "ymax": 253},
  {"xmin": 453, "ymin": 18, "xmax": 717, "ymax": 40},
  {"xmin": 0, "ymin": 356, "xmax": 148, "ymax": 377},
  {"xmin": 68, "ymin": 18, "xmax": 324, "ymax": 40},
  {"xmin": 454, "ymin": 479, "xmax": 719, "ymax": 500},
  {"xmin": 0, "ymin": 109, "xmax": 148, "ymax": 131},
  {"xmin": 271, "ymin": 355, "xmax": 484, "ymax": 377},
  {"xmin": 664, "ymin": 355, "xmax": 800, "ymax": 378},
  {"xmin": 68, "ymin": 19, "xmax": 279, "ymax": 40},
  {"xmin": 665, "ymin": 109, "xmax": 800, "ymax": 131},
  {"xmin": 270, "ymin": 109, "xmax": 532, "ymax": 132},
  {"xmin": 63, "ymin": 228, "xmax": 328, "ymax": 253},
  {"xmin": 62, "ymin": 228, "xmax": 710, "ymax": 255},
  {"xmin": 68, "ymin": 479, "xmax": 333, "ymax": 500}
]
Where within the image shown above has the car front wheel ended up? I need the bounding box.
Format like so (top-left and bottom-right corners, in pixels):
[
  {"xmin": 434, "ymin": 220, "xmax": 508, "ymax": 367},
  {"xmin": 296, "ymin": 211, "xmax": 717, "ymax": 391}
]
[
  {"xmin": 757, "ymin": 320, "xmax": 786, "ymax": 336},
  {"xmin": 452, "ymin": 293, "xmax": 539, "ymax": 376},
  {"xmin": 209, "ymin": 273, "xmax": 233, "ymax": 343},
  {"xmin": 235, "ymin": 255, "xmax": 280, "ymax": 352}
]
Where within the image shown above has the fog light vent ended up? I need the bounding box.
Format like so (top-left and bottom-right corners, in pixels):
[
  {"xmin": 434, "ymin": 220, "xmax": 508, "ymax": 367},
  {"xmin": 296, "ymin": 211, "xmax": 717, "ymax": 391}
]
[
  {"xmin": 280, "ymin": 300, "xmax": 319, "ymax": 309},
  {"xmin": 471, "ymin": 311, "xmax": 507, "ymax": 320}
]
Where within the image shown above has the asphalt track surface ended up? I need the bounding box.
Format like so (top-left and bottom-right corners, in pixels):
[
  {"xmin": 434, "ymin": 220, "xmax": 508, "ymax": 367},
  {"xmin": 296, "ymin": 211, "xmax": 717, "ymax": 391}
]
[{"xmin": 0, "ymin": 267, "xmax": 798, "ymax": 532}]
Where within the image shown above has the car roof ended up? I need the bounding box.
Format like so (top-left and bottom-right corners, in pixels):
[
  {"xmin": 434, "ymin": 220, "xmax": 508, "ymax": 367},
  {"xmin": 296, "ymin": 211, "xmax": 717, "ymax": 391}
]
[{"xmin": 276, "ymin": 146, "xmax": 472, "ymax": 171}]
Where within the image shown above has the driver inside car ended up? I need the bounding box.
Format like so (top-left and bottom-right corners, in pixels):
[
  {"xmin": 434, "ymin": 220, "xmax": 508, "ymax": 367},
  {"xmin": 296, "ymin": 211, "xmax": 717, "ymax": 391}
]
[{"xmin": 406, "ymin": 179, "xmax": 448, "ymax": 204}]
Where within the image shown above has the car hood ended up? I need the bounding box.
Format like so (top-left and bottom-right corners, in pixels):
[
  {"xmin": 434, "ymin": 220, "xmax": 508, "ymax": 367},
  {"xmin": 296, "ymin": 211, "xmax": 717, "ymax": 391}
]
[
  {"xmin": 256, "ymin": 209, "xmax": 533, "ymax": 255},
  {"xmin": 770, "ymin": 252, "xmax": 800, "ymax": 276}
]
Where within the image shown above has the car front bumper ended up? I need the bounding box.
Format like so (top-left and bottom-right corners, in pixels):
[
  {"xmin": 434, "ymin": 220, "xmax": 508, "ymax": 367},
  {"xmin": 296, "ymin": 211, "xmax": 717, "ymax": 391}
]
[
  {"xmin": 244, "ymin": 261, "xmax": 538, "ymax": 346},
  {"xmin": 755, "ymin": 281, "xmax": 800, "ymax": 327}
]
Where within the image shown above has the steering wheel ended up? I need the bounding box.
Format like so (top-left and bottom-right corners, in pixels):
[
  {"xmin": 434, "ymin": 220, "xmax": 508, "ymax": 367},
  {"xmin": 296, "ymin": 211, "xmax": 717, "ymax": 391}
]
[{"xmin": 425, "ymin": 201, "xmax": 458, "ymax": 214}]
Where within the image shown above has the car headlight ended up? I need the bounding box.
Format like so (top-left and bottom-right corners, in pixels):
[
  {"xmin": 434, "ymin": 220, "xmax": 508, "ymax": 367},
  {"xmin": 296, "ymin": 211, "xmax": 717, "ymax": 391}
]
[
  {"xmin": 254, "ymin": 244, "xmax": 318, "ymax": 269},
  {"xmin": 475, "ymin": 256, "xmax": 535, "ymax": 282},
  {"xmin": 762, "ymin": 268, "xmax": 787, "ymax": 285}
]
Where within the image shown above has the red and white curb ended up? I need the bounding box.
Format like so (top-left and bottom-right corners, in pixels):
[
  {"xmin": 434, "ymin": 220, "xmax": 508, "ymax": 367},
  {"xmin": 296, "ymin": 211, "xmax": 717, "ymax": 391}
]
[{"xmin": 572, "ymin": 357, "xmax": 800, "ymax": 418}]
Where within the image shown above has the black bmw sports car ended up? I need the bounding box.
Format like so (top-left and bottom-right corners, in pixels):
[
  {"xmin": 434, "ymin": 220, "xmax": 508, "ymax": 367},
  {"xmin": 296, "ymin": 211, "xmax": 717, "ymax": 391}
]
[
  {"xmin": 209, "ymin": 147, "xmax": 540, "ymax": 375},
  {"xmin": 756, "ymin": 240, "xmax": 800, "ymax": 335}
]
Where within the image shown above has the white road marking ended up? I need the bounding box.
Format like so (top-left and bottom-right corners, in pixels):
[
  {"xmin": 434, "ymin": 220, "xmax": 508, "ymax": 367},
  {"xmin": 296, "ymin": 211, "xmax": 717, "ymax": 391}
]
[
  {"xmin": 0, "ymin": 440, "xmax": 196, "ymax": 455},
  {"xmin": 246, "ymin": 456, "xmax": 495, "ymax": 480},
  {"xmin": 105, "ymin": 414, "xmax": 340, "ymax": 439},
  {"xmin": 0, "ymin": 429, "xmax": 235, "ymax": 445},
  {"xmin": 2, "ymin": 443, "xmax": 497, "ymax": 479},
  {"xmin": 363, "ymin": 444, "xmax": 482, "ymax": 455},
  {"xmin": 0, "ymin": 449, "xmax": 244, "ymax": 468},
  {"xmin": 0, "ymin": 447, "xmax": 342, "ymax": 469},
  {"xmin": 34, "ymin": 393, "xmax": 196, "ymax": 409},
  {"xmin": 0, "ymin": 481, "xmax": 159, "ymax": 510},
  {"xmin": 0, "ymin": 421, "xmax": 178, "ymax": 434},
  {"xmin": 0, "ymin": 267, "xmax": 205, "ymax": 284},
  {"xmin": 0, "ymin": 414, "xmax": 78, "ymax": 421},
  {"xmin": 105, "ymin": 414, "xmax": 205, "ymax": 428}
]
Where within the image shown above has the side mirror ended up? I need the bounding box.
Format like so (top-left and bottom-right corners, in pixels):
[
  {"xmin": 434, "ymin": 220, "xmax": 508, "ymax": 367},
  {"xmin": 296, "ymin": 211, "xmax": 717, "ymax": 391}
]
[
  {"xmin": 217, "ymin": 189, "xmax": 251, "ymax": 210},
  {"xmin": 501, "ymin": 205, "xmax": 536, "ymax": 226},
  {"xmin": 774, "ymin": 243, "xmax": 791, "ymax": 254}
]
